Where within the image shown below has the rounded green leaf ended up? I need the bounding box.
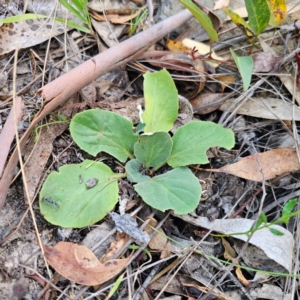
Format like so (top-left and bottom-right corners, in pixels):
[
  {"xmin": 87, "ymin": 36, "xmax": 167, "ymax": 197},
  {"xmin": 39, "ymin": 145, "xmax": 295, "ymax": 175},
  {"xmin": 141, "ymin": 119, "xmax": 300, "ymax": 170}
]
[
  {"xmin": 40, "ymin": 160, "xmax": 120, "ymax": 228},
  {"xmin": 167, "ymin": 121, "xmax": 235, "ymax": 168},
  {"xmin": 134, "ymin": 167, "xmax": 201, "ymax": 214},
  {"xmin": 70, "ymin": 109, "xmax": 137, "ymax": 162},
  {"xmin": 245, "ymin": 0, "xmax": 270, "ymax": 34},
  {"xmin": 125, "ymin": 159, "xmax": 150, "ymax": 183},
  {"xmin": 142, "ymin": 69, "xmax": 178, "ymax": 133},
  {"xmin": 134, "ymin": 132, "xmax": 173, "ymax": 169}
]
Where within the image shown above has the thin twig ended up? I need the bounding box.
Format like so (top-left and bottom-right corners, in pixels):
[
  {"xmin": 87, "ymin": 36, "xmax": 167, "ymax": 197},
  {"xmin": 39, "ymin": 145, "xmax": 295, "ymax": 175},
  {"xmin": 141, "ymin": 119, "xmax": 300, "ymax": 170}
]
[
  {"xmin": 133, "ymin": 263, "xmax": 161, "ymax": 300},
  {"xmin": 146, "ymin": 0, "xmax": 154, "ymax": 24}
]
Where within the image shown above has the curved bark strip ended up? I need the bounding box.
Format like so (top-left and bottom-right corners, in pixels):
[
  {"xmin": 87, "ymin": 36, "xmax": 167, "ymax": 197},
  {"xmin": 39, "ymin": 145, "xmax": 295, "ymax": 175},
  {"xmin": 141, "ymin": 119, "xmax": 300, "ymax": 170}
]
[
  {"xmin": 0, "ymin": 10, "xmax": 192, "ymax": 211},
  {"xmin": 0, "ymin": 96, "xmax": 22, "ymax": 176}
]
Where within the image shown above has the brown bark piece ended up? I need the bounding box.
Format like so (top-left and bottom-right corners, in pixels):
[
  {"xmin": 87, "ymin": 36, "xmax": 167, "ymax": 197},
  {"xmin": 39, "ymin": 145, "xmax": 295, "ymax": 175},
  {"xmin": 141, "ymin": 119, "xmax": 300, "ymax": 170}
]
[{"xmin": 0, "ymin": 96, "xmax": 22, "ymax": 177}]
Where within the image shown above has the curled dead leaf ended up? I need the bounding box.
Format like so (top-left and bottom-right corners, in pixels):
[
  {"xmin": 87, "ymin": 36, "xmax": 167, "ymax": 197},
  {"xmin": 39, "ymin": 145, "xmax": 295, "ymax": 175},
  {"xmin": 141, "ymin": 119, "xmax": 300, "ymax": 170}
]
[
  {"xmin": 235, "ymin": 267, "xmax": 250, "ymax": 287},
  {"xmin": 44, "ymin": 242, "xmax": 131, "ymax": 286}
]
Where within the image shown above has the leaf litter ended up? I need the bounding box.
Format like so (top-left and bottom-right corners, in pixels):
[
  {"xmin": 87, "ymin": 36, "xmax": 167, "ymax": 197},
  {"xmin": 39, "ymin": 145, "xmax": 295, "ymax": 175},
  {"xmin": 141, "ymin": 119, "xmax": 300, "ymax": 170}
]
[{"xmin": 1, "ymin": 0, "xmax": 300, "ymax": 299}]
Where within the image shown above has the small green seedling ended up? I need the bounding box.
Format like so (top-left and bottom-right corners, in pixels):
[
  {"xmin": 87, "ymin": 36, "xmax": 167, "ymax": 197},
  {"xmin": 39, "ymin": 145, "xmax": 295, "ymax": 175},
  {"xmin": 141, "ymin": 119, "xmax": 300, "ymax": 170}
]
[
  {"xmin": 223, "ymin": 0, "xmax": 287, "ymax": 38},
  {"xmin": 252, "ymin": 198, "xmax": 299, "ymax": 236},
  {"xmin": 40, "ymin": 69, "xmax": 235, "ymax": 228},
  {"xmin": 129, "ymin": 8, "xmax": 148, "ymax": 36},
  {"xmin": 212, "ymin": 198, "xmax": 299, "ymax": 238},
  {"xmin": 222, "ymin": 0, "xmax": 287, "ymax": 90}
]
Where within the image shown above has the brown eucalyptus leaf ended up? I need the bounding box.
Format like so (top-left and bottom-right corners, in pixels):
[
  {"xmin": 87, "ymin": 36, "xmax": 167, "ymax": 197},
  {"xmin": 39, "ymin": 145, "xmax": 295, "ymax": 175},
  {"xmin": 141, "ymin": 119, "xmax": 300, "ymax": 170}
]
[
  {"xmin": 44, "ymin": 242, "xmax": 131, "ymax": 286},
  {"xmin": 214, "ymin": 148, "xmax": 300, "ymax": 182},
  {"xmin": 213, "ymin": 74, "xmax": 236, "ymax": 92}
]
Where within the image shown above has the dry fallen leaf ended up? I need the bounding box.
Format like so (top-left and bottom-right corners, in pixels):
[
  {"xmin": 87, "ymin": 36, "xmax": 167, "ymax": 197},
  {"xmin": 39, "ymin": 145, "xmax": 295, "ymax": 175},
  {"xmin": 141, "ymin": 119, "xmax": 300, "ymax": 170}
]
[
  {"xmin": 184, "ymin": 283, "xmax": 234, "ymax": 300},
  {"xmin": 222, "ymin": 238, "xmax": 250, "ymax": 286},
  {"xmin": 190, "ymin": 93, "xmax": 230, "ymax": 114},
  {"xmin": 258, "ymin": 36, "xmax": 300, "ymax": 105},
  {"xmin": 213, "ymin": 0, "xmax": 230, "ymax": 10},
  {"xmin": 222, "ymin": 238, "xmax": 237, "ymax": 261},
  {"xmin": 213, "ymin": 74, "xmax": 236, "ymax": 92},
  {"xmin": 252, "ymin": 52, "xmax": 275, "ymax": 73},
  {"xmin": 182, "ymin": 38, "xmax": 226, "ymax": 66},
  {"xmin": 235, "ymin": 267, "xmax": 250, "ymax": 287},
  {"xmin": 24, "ymin": 102, "xmax": 72, "ymax": 199},
  {"xmin": 219, "ymin": 97, "xmax": 300, "ymax": 121},
  {"xmin": 100, "ymin": 232, "xmax": 131, "ymax": 263},
  {"xmin": 44, "ymin": 242, "xmax": 131, "ymax": 286},
  {"xmin": 0, "ymin": 3, "xmax": 75, "ymax": 58},
  {"xmin": 166, "ymin": 39, "xmax": 190, "ymax": 53},
  {"xmin": 176, "ymin": 215, "xmax": 293, "ymax": 273},
  {"xmin": 250, "ymin": 283, "xmax": 292, "ymax": 300},
  {"xmin": 145, "ymin": 217, "xmax": 173, "ymax": 259},
  {"xmin": 212, "ymin": 148, "xmax": 300, "ymax": 182},
  {"xmin": 252, "ymin": 51, "xmax": 284, "ymax": 73}
]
